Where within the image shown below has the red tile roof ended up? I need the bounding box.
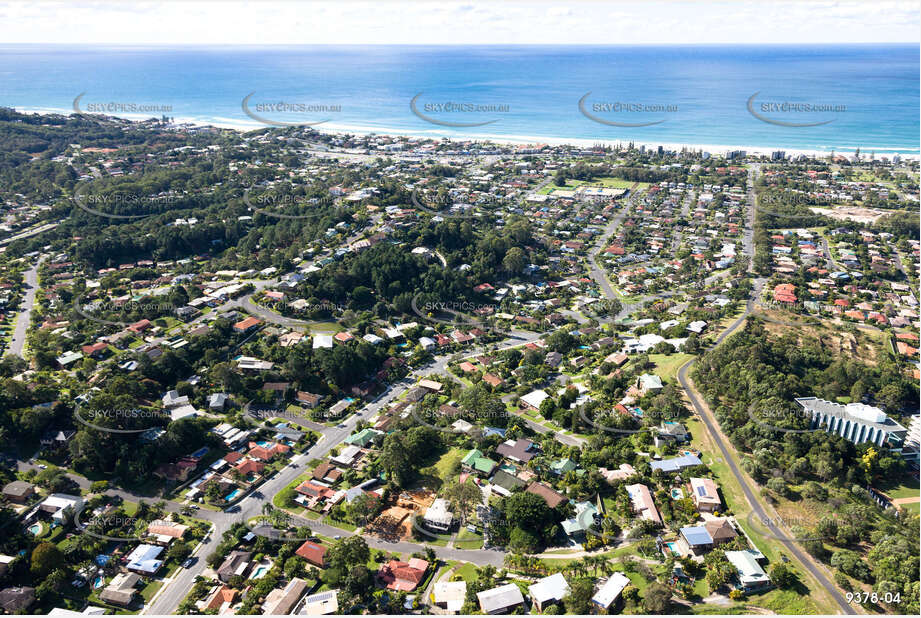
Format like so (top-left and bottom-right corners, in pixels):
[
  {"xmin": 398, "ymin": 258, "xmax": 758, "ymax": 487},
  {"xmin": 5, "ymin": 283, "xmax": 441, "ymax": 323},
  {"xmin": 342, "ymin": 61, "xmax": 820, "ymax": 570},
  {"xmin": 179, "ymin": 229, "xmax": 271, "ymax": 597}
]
[{"xmin": 295, "ymin": 541, "xmax": 327, "ymax": 567}]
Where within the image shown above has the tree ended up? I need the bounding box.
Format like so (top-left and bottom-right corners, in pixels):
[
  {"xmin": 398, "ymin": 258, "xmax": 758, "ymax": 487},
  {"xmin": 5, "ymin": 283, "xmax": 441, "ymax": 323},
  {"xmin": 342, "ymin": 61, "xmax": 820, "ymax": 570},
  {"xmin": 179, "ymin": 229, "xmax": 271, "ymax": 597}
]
[
  {"xmin": 31, "ymin": 542, "xmax": 65, "ymax": 577},
  {"xmin": 284, "ymin": 555, "xmax": 307, "ymax": 579},
  {"xmin": 830, "ymin": 549, "xmax": 871, "ymax": 583},
  {"xmin": 348, "ymin": 492, "xmax": 380, "ymax": 526},
  {"xmin": 167, "ymin": 541, "xmax": 192, "ymax": 563},
  {"xmin": 443, "ymin": 481, "xmax": 482, "ymax": 525},
  {"xmin": 503, "ymin": 491, "xmax": 556, "ymax": 546},
  {"xmin": 642, "ymin": 582, "xmax": 673, "ymax": 613},
  {"xmin": 564, "ymin": 578, "xmax": 595, "ymax": 614},
  {"xmin": 379, "ymin": 432, "xmax": 413, "ymax": 487},
  {"xmin": 770, "ymin": 563, "xmax": 797, "ymax": 588},
  {"xmin": 502, "ymin": 247, "xmax": 526, "ymax": 274},
  {"xmin": 326, "ymin": 536, "xmax": 370, "ymax": 573}
]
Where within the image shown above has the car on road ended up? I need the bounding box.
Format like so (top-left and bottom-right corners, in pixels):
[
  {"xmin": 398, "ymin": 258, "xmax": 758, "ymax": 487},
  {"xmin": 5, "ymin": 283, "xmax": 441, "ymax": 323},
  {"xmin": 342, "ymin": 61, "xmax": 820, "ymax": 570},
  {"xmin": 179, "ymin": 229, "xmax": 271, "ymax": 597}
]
[
  {"xmin": 337, "ymin": 423, "xmax": 347, "ymax": 428},
  {"xmin": 182, "ymin": 558, "xmax": 196, "ymax": 568}
]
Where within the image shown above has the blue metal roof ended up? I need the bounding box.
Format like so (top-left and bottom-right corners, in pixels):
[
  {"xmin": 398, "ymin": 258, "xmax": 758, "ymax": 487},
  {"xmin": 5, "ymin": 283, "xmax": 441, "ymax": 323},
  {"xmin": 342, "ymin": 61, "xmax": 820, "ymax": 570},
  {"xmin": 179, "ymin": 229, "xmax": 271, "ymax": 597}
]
[{"xmin": 680, "ymin": 525, "xmax": 713, "ymax": 546}]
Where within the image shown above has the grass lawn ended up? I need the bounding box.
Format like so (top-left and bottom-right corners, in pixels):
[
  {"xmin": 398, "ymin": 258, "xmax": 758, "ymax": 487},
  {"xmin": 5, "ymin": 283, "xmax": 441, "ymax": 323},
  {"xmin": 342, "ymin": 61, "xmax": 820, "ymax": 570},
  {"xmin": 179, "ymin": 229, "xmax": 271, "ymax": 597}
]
[
  {"xmin": 453, "ymin": 561, "xmax": 480, "ymax": 583},
  {"xmin": 453, "ymin": 527, "xmax": 483, "ymax": 550},
  {"xmin": 877, "ymin": 479, "xmax": 920, "ymax": 500},
  {"xmin": 647, "ymin": 353, "xmax": 695, "ymax": 382},
  {"xmin": 140, "ymin": 580, "xmax": 163, "ymax": 602},
  {"xmin": 122, "ymin": 501, "xmax": 139, "ymax": 516},
  {"xmin": 420, "ymin": 447, "xmax": 464, "ymax": 484},
  {"xmin": 745, "ymin": 588, "xmax": 822, "ymax": 614}
]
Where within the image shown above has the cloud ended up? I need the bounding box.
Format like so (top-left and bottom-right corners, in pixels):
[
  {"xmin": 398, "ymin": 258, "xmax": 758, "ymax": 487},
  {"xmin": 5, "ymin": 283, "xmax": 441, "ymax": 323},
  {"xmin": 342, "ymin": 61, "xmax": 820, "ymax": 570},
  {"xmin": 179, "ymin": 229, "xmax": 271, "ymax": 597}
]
[{"xmin": 0, "ymin": 0, "xmax": 916, "ymax": 44}]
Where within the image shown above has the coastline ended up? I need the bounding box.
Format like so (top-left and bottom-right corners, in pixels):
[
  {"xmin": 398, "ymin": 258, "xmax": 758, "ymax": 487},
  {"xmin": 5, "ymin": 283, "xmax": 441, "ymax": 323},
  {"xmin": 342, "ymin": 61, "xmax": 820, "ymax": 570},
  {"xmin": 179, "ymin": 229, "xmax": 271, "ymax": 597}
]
[{"xmin": 12, "ymin": 106, "xmax": 920, "ymax": 160}]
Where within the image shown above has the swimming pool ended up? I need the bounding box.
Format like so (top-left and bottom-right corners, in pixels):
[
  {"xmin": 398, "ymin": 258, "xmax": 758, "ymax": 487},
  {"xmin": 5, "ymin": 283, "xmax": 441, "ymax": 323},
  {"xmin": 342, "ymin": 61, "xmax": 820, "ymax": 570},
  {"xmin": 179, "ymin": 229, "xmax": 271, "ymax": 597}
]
[
  {"xmin": 251, "ymin": 566, "xmax": 269, "ymax": 579},
  {"xmin": 671, "ymin": 488, "xmax": 683, "ymax": 500},
  {"xmin": 255, "ymin": 440, "xmax": 271, "ymax": 447},
  {"xmin": 28, "ymin": 523, "xmax": 42, "ymax": 535},
  {"xmin": 93, "ymin": 576, "xmax": 104, "ymax": 589},
  {"xmin": 225, "ymin": 488, "xmax": 242, "ymax": 501},
  {"xmin": 665, "ymin": 542, "xmax": 680, "ymax": 556}
]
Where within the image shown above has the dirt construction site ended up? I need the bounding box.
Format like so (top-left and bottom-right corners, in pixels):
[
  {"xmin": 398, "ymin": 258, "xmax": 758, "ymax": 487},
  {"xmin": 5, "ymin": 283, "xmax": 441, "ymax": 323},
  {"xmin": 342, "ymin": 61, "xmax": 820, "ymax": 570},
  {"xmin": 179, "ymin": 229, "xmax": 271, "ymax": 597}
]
[{"xmin": 366, "ymin": 490, "xmax": 436, "ymax": 541}]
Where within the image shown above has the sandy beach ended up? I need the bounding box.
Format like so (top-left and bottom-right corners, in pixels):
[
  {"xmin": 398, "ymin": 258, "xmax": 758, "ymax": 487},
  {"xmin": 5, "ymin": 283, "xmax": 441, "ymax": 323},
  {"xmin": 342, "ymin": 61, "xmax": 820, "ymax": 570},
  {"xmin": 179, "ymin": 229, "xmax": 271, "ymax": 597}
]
[{"xmin": 13, "ymin": 106, "xmax": 920, "ymax": 161}]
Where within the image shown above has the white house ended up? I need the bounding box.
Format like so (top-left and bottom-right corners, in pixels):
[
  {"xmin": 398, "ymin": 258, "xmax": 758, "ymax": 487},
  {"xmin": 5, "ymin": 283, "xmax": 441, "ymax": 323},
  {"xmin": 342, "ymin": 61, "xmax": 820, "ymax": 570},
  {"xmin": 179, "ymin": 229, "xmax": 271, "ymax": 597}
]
[
  {"xmin": 528, "ymin": 572, "xmax": 570, "ymax": 612},
  {"xmin": 591, "ymin": 572, "xmax": 631, "ymax": 610}
]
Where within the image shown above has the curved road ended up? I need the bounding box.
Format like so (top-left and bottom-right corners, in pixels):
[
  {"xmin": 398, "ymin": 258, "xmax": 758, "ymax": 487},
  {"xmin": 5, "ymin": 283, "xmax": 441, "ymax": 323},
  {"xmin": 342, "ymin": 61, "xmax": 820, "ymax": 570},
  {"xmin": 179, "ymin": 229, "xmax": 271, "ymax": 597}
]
[{"xmin": 675, "ymin": 164, "xmax": 854, "ymax": 615}]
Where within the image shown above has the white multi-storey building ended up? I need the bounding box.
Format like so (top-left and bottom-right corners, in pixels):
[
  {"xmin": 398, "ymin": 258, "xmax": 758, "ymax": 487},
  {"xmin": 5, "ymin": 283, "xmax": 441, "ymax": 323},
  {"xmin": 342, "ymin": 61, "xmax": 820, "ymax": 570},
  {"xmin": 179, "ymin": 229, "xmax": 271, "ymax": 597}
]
[{"xmin": 795, "ymin": 397, "xmax": 908, "ymax": 450}]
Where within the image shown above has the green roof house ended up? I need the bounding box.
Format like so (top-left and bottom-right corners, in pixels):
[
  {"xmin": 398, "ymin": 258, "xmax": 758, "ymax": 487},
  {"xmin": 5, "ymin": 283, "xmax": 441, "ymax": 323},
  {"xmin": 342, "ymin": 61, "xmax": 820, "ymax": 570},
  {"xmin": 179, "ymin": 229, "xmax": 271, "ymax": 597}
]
[
  {"xmin": 550, "ymin": 458, "xmax": 579, "ymax": 476},
  {"xmin": 461, "ymin": 448, "xmax": 497, "ymax": 476},
  {"xmin": 345, "ymin": 428, "xmax": 384, "ymax": 448}
]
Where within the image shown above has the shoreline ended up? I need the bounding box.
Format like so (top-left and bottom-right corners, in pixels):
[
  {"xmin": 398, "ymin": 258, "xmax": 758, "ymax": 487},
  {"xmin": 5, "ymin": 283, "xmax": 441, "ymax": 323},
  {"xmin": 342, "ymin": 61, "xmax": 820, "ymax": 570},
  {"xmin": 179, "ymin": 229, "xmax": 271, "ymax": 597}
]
[{"xmin": 12, "ymin": 106, "xmax": 920, "ymax": 160}]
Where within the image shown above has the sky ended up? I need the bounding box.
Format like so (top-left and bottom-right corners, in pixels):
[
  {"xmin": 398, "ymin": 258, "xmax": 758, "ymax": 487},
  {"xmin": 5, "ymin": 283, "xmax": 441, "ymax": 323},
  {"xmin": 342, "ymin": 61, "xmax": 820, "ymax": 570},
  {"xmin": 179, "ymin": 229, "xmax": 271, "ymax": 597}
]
[{"xmin": 0, "ymin": 1, "xmax": 918, "ymax": 45}]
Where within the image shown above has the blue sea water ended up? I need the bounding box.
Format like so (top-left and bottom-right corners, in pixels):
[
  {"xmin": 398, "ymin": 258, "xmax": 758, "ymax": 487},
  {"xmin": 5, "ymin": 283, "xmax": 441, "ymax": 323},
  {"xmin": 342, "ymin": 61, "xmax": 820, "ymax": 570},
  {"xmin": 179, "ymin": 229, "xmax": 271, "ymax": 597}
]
[{"xmin": 0, "ymin": 44, "xmax": 917, "ymax": 154}]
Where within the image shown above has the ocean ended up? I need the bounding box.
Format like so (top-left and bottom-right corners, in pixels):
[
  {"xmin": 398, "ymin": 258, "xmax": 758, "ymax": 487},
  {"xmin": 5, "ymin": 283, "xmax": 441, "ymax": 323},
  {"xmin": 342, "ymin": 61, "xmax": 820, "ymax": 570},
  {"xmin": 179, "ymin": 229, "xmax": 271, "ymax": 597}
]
[{"xmin": 0, "ymin": 44, "xmax": 917, "ymax": 155}]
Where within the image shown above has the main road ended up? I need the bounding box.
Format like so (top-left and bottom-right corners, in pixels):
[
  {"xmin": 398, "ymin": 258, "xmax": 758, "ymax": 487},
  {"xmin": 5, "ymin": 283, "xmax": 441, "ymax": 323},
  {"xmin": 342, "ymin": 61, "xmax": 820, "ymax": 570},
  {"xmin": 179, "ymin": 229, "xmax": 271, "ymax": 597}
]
[
  {"xmin": 675, "ymin": 164, "xmax": 854, "ymax": 615},
  {"xmin": 5, "ymin": 255, "xmax": 44, "ymax": 358}
]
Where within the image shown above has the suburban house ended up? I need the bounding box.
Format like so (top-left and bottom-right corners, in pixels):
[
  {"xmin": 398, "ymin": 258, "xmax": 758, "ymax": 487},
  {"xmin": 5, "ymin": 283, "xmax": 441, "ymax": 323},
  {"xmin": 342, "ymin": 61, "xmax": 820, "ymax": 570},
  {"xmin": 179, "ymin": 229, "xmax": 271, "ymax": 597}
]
[
  {"xmin": 705, "ymin": 518, "xmax": 739, "ymax": 546},
  {"xmin": 725, "ymin": 550, "xmax": 772, "ymax": 591},
  {"xmin": 29, "ymin": 493, "xmax": 83, "ymax": 523},
  {"xmin": 433, "ymin": 580, "xmax": 467, "ymax": 613},
  {"xmin": 461, "ymin": 448, "xmax": 497, "ymax": 476},
  {"xmin": 2, "ymin": 480, "xmax": 35, "ymax": 504},
  {"xmin": 296, "ymin": 589, "xmax": 339, "ymax": 615},
  {"xmin": 98, "ymin": 573, "xmax": 140, "ymax": 607},
  {"xmin": 146, "ymin": 519, "xmax": 189, "ymax": 544},
  {"xmin": 495, "ymin": 438, "xmax": 538, "ymax": 464},
  {"xmin": 689, "ymin": 477, "xmax": 721, "ymax": 512},
  {"xmin": 520, "ymin": 389, "xmax": 550, "ymax": 411},
  {"xmin": 217, "ymin": 550, "xmax": 252, "ymax": 583},
  {"xmin": 423, "ymin": 498, "xmax": 454, "ymax": 532},
  {"xmin": 477, "ymin": 582, "xmax": 526, "ymax": 614},
  {"xmin": 528, "ymin": 572, "xmax": 570, "ymax": 612},
  {"xmin": 650, "ymin": 453, "xmax": 703, "ymax": 473},
  {"xmin": 377, "ymin": 558, "xmax": 429, "ymax": 591},
  {"xmin": 526, "ymin": 482, "xmax": 567, "ymax": 508},
  {"xmin": 636, "ymin": 373, "xmax": 663, "ymax": 395},
  {"xmin": 295, "ymin": 541, "xmax": 328, "ymax": 568},
  {"xmin": 125, "ymin": 544, "xmax": 164, "ymax": 575},
  {"xmin": 261, "ymin": 577, "xmax": 309, "ymax": 615},
  {"xmin": 626, "ymin": 483, "xmax": 662, "ymax": 524},
  {"xmin": 654, "ymin": 421, "xmax": 689, "ymax": 447},
  {"xmin": 591, "ymin": 572, "xmax": 632, "ymax": 611},
  {"xmin": 680, "ymin": 525, "xmax": 715, "ymax": 556}
]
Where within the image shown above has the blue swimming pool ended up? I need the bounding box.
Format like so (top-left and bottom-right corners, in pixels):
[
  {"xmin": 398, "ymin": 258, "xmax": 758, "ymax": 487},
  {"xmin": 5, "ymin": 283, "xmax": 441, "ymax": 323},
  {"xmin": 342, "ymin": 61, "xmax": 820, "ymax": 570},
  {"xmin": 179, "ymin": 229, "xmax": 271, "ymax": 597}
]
[
  {"xmin": 671, "ymin": 488, "xmax": 683, "ymax": 500},
  {"xmin": 225, "ymin": 488, "xmax": 242, "ymax": 501},
  {"xmin": 665, "ymin": 542, "xmax": 680, "ymax": 556}
]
